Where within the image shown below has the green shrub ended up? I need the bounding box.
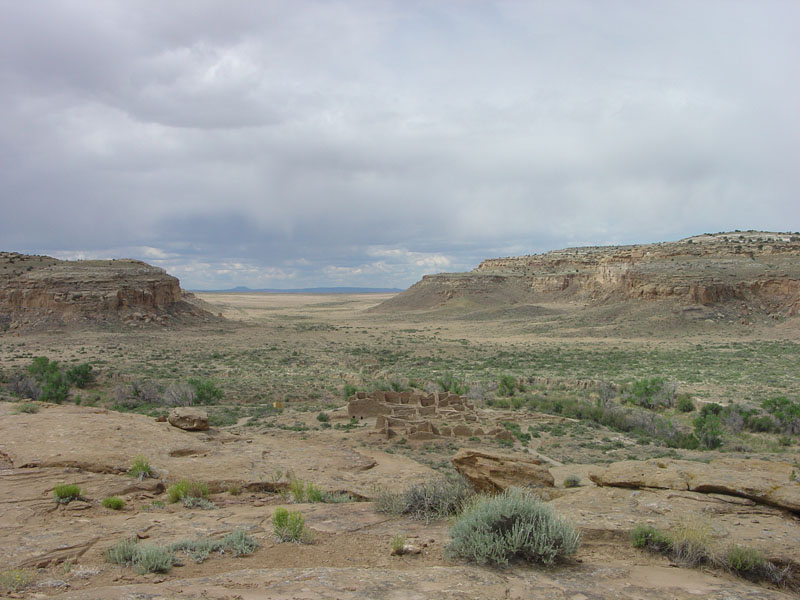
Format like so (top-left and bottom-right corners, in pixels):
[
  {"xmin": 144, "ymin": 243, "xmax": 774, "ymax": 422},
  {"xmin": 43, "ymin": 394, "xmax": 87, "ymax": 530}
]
[
  {"xmin": 630, "ymin": 520, "xmax": 712, "ymax": 567},
  {"xmin": 188, "ymin": 378, "xmax": 223, "ymax": 405},
  {"xmin": 316, "ymin": 412, "xmax": 329, "ymax": 423},
  {"xmin": 272, "ymin": 507, "xmax": 313, "ymax": 543},
  {"xmin": 761, "ymin": 396, "xmax": 800, "ymax": 434},
  {"xmin": 53, "ymin": 483, "xmax": 83, "ymax": 504},
  {"xmin": 498, "ymin": 375, "xmax": 524, "ymax": 397},
  {"xmin": 503, "ymin": 421, "xmax": 531, "ymax": 445},
  {"xmin": 390, "ymin": 534, "xmax": 406, "ymax": 554},
  {"xmin": 343, "ymin": 383, "xmax": 358, "ymax": 399},
  {"xmin": 127, "ymin": 455, "xmax": 153, "ymax": 479},
  {"xmin": 627, "ymin": 378, "xmax": 677, "ymax": 410},
  {"xmin": 102, "ymin": 496, "xmax": 125, "ymax": 510},
  {"xmin": 14, "ymin": 402, "xmax": 38, "ymax": 414},
  {"xmin": 693, "ymin": 412, "xmax": 724, "ymax": 449},
  {"xmin": 437, "ymin": 373, "xmax": 468, "ymax": 396},
  {"xmin": 445, "ymin": 488, "xmax": 581, "ymax": 567},
  {"xmin": 166, "ymin": 480, "xmax": 209, "ymax": 503},
  {"xmin": 305, "ymin": 482, "xmax": 323, "ymax": 503},
  {"xmin": 289, "ymin": 478, "xmax": 305, "ymax": 502},
  {"xmin": 563, "ymin": 475, "xmax": 581, "ymax": 488},
  {"xmin": 65, "ymin": 363, "xmax": 95, "ymax": 388},
  {"xmin": 630, "ymin": 524, "xmax": 672, "ymax": 552},
  {"xmin": 374, "ymin": 477, "xmax": 474, "ymax": 523},
  {"xmin": 27, "ymin": 357, "xmax": 70, "ymax": 403},
  {"xmin": 726, "ymin": 545, "xmax": 766, "ymax": 574},
  {"xmin": 677, "ymin": 395, "xmax": 695, "ymax": 412}
]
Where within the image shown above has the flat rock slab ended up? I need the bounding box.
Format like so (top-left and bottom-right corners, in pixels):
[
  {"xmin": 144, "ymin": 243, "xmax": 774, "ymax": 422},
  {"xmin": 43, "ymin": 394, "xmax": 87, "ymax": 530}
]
[
  {"xmin": 589, "ymin": 458, "xmax": 800, "ymax": 513},
  {"xmin": 452, "ymin": 448, "xmax": 554, "ymax": 493},
  {"xmin": 49, "ymin": 564, "xmax": 794, "ymax": 600},
  {"xmin": 551, "ymin": 486, "xmax": 800, "ymax": 563},
  {"xmin": 0, "ymin": 402, "xmax": 436, "ymax": 498}
]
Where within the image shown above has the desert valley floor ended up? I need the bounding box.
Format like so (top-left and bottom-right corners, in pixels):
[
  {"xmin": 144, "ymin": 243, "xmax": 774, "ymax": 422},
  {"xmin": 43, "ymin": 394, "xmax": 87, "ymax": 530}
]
[{"xmin": 1, "ymin": 289, "xmax": 799, "ymax": 599}]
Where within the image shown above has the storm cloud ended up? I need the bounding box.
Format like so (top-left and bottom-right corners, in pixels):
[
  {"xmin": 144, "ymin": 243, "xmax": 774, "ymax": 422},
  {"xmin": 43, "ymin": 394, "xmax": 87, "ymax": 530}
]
[{"xmin": 1, "ymin": 1, "xmax": 798, "ymax": 289}]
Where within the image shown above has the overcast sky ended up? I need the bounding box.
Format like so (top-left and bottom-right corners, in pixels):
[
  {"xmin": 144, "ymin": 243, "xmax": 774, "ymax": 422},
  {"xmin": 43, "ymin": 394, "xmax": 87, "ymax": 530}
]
[{"xmin": 1, "ymin": 1, "xmax": 798, "ymax": 290}]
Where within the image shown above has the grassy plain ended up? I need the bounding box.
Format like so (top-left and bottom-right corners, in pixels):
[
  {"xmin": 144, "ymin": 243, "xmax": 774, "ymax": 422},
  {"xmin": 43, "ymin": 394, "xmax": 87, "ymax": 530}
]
[{"xmin": 2, "ymin": 292, "xmax": 798, "ymax": 470}]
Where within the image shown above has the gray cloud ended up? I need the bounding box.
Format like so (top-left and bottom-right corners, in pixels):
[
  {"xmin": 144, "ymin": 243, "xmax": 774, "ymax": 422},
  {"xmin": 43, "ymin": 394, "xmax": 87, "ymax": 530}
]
[{"xmin": 1, "ymin": 1, "xmax": 799, "ymax": 289}]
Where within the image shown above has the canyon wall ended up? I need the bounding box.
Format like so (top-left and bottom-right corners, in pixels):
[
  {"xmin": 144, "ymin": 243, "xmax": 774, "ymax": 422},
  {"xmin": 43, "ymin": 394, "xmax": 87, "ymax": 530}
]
[
  {"xmin": 374, "ymin": 232, "xmax": 800, "ymax": 315},
  {"xmin": 0, "ymin": 252, "xmax": 214, "ymax": 329}
]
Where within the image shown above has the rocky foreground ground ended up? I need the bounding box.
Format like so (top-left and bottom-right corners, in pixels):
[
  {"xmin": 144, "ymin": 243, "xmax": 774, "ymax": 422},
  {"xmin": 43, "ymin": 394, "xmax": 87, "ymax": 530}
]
[{"xmin": 1, "ymin": 401, "xmax": 798, "ymax": 599}]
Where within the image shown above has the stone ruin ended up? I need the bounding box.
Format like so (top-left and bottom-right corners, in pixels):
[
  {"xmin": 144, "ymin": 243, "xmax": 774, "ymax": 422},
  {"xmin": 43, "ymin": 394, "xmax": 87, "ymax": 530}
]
[{"xmin": 347, "ymin": 390, "xmax": 514, "ymax": 442}]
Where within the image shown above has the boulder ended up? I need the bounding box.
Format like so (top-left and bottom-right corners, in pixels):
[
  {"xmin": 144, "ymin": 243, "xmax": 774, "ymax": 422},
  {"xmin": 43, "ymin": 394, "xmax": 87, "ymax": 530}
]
[
  {"xmin": 168, "ymin": 407, "xmax": 209, "ymax": 431},
  {"xmin": 589, "ymin": 458, "xmax": 800, "ymax": 513},
  {"xmin": 452, "ymin": 449, "xmax": 554, "ymax": 493}
]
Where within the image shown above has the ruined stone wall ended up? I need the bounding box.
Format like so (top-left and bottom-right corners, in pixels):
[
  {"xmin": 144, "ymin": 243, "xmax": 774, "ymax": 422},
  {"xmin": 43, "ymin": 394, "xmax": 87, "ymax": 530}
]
[{"xmin": 347, "ymin": 390, "xmax": 514, "ymax": 442}]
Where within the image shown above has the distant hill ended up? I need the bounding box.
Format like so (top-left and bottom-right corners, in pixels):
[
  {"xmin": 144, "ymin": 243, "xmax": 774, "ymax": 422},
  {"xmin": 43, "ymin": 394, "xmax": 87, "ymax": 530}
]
[
  {"xmin": 195, "ymin": 286, "xmax": 404, "ymax": 294},
  {"xmin": 370, "ymin": 231, "xmax": 800, "ymax": 317}
]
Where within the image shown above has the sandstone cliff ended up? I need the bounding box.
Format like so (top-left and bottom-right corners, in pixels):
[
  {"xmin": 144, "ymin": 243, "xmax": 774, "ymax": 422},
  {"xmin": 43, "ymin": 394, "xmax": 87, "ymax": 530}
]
[
  {"xmin": 0, "ymin": 252, "xmax": 215, "ymax": 330},
  {"xmin": 374, "ymin": 231, "xmax": 800, "ymax": 315}
]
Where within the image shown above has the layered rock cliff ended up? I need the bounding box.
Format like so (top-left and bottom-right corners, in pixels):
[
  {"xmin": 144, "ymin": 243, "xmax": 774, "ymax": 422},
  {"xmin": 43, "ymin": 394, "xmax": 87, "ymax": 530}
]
[
  {"xmin": 0, "ymin": 252, "xmax": 215, "ymax": 330},
  {"xmin": 374, "ymin": 232, "xmax": 800, "ymax": 315}
]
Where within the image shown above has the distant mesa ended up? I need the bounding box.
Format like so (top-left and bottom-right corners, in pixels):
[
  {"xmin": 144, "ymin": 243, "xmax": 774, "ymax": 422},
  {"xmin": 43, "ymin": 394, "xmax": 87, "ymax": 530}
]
[
  {"xmin": 0, "ymin": 252, "xmax": 217, "ymax": 331},
  {"xmin": 371, "ymin": 231, "xmax": 800, "ymax": 317}
]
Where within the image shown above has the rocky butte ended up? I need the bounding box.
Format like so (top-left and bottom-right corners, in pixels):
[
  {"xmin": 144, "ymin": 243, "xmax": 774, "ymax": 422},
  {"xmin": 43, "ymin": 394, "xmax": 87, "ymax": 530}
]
[
  {"xmin": 373, "ymin": 231, "xmax": 800, "ymax": 316},
  {"xmin": 0, "ymin": 252, "xmax": 214, "ymax": 330}
]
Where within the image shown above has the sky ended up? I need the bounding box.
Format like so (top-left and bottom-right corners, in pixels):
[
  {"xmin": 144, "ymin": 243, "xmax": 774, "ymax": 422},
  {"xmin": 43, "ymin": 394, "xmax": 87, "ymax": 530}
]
[{"xmin": 1, "ymin": 1, "xmax": 799, "ymax": 290}]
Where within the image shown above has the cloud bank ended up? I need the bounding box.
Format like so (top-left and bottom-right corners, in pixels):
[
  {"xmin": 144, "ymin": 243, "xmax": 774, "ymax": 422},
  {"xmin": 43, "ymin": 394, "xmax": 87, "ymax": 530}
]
[{"xmin": 1, "ymin": 1, "xmax": 798, "ymax": 289}]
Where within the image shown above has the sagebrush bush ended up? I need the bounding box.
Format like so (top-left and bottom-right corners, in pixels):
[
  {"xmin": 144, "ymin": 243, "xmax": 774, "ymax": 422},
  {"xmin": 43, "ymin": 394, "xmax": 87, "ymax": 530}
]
[
  {"xmin": 171, "ymin": 529, "xmax": 258, "ymax": 563},
  {"xmin": 182, "ymin": 496, "xmax": 217, "ymax": 510},
  {"xmin": 104, "ymin": 537, "xmax": 139, "ymax": 565},
  {"xmin": 132, "ymin": 544, "xmax": 174, "ymax": 574},
  {"xmin": 102, "ymin": 496, "xmax": 125, "ymax": 510},
  {"xmin": 445, "ymin": 488, "xmax": 581, "ymax": 567},
  {"xmin": 375, "ymin": 476, "xmax": 473, "ymax": 523},
  {"xmin": 563, "ymin": 475, "xmax": 581, "ymax": 488},
  {"xmin": 53, "ymin": 483, "xmax": 83, "ymax": 504},
  {"xmin": 104, "ymin": 537, "xmax": 175, "ymax": 574}
]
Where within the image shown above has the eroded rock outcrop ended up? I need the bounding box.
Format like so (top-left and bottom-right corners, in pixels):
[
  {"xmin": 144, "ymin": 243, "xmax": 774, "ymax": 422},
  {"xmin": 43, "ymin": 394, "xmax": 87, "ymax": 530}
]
[
  {"xmin": 0, "ymin": 252, "xmax": 215, "ymax": 329},
  {"xmin": 373, "ymin": 231, "xmax": 800, "ymax": 314},
  {"xmin": 589, "ymin": 458, "xmax": 800, "ymax": 513},
  {"xmin": 168, "ymin": 407, "xmax": 210, "ymax": 431},
  {"xmin": 452, "ymin": 448, "xmax": 554, "ymax": 493}
]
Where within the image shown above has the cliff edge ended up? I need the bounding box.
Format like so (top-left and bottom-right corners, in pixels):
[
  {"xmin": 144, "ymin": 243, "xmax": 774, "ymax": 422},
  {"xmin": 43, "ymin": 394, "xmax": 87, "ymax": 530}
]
[
  {"xmin": 0, "ymin": 252, "xmax": 216, "ymax": 330},
  {"xmin": 373, "ymin": 231, "xmax": 800, "ymax": 317}
]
